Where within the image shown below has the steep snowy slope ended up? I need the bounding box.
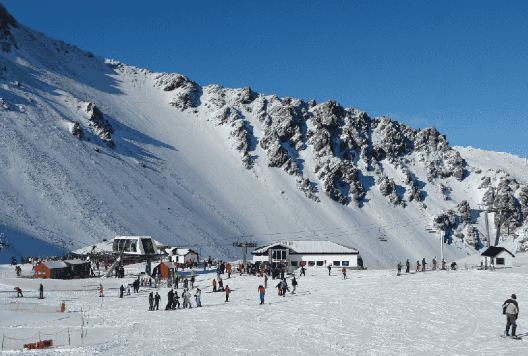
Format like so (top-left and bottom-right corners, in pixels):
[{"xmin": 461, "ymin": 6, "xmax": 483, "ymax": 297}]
[{"xmin": 0, "ymin": 4, "xmax": 526, "ymax": 264}]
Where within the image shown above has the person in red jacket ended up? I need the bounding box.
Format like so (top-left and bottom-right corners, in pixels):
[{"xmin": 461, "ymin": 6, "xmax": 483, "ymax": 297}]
[
  {"xmin": 342, "ymin": 267, "xmax": 347, "ymax": 279},
  {"xmin": 212, "ymin": 279, "xmax": 217, "ymax": 292},
  {"xmin": 258, "ymin": 285, "xmax": 266, "ymax": 304},
  {"xmin": 226, "ymin": 264, "xmax": 231, "ymax": 278},
  {"xmin": 225, "ymin": 285, "xmax": 230, "ymax": 302}
]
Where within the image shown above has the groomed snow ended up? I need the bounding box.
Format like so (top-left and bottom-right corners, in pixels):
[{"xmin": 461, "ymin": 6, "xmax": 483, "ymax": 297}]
[{"xmin": 1, "ymin": 263, "xmax": 527, "ymax": 355}]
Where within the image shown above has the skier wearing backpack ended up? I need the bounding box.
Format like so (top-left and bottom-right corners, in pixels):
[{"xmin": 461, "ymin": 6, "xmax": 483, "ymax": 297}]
[
  {"xmin": 502, "ymin": 294, "xmax": 519, "ymax": 337},
  {"xmin": 258, "ymin": 285, "xmax": 266, "ymax": 304}
]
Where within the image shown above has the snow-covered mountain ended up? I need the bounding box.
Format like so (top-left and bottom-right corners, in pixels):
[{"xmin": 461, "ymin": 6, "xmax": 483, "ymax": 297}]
[{"xmin": 1, "ymin": 3, "xmax": 527, "ymax": 265}]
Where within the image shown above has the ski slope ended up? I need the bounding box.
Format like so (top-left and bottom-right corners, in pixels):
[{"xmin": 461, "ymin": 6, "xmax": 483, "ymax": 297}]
[{"xmin": 1, "ymin": 262, "xmax": 527, "ymax": 355}]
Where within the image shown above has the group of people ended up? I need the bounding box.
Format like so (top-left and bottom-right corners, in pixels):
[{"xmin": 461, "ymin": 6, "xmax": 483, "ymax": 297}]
[
  {"xmin": 396, "ymin": 258, "xmax": 457, "ymax": 274},
  {"xmin": 146, "ymin": 288, "xmax": 202, "ymax": 311}
]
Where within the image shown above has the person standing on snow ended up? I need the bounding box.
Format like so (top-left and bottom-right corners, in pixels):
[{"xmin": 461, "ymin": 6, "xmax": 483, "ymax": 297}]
[
  {"xmin": 184, "ymin": 290, "xmax": 192, "ymax": 308},
  {"xmin": 397, "ymin": 262, "xmax": 402, "ymax": 276},
  {"xmin": 264, "ymin": 274, "xmax": 268, "ymax": 288},
  {"xmin": 99, "ymin": 284, "xmax": 104, "ymax": 297},
  {"xmin": 149, "ymin": 292, "xmax": 154, "ymax": 311},
  {"xmin": 119, "ymin": 285, "xmax": 124, "ymax": 298},
  {"xmin": 190, "ymin": 276, "xmax": 195, "ymax": 289},
  {"xmin": 342, "ymin": 267, "xmax": 347, "ymax": 279},
  {"xmin": 212, "ymin": 279, "xmax": 217, "ymax": 292},
  {"xmin": 258, "ymin": 285, "xmax": 266, "ymax": 304},
  {"xmin": 328, "ymin": 265, "xmax": 332, "ymax": 276},
  {"xmin": 502, "ymin": 294, "xmax": 519, "ymax": 337},
  {"xmin": 39, "ymin": 284, "xmax": 44, "ymax": 299},
  {"xmin": 422, "ymin": 258, "xmax": 427, "ymax": 272},
  {"xmin": 154, "ymin": 292, "xmax": 161, "ymax": 310},
  {"xmin": 225, "ymin": 285, "xmax": 230, "ymax": 302},
  {"xmin": 405, "ymin": 259, "xmax": 410, "ymax": 273},
  {"xmin": 300, "ymin": 266, "xmax": 306, "ymax": 277},
  {"xmin": 416, "ymin": 261, "xmax": 420, "ymax": 272},
  {"xmin": 291, "ymin": 277, "xmax": 297, "ymax": 294},
  {"xmin": 432, "ymin": 258, "xmax": 437, "ymax": 271},
  {"xmin": 195, "ymin": 288, "xmax": 202, "ymax": 307}
]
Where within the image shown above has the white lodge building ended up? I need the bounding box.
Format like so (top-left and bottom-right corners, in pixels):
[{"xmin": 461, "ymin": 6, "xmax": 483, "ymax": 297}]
[{"xmin": 251, "ymin": 240, "xmax": 360, "ymax": 269}]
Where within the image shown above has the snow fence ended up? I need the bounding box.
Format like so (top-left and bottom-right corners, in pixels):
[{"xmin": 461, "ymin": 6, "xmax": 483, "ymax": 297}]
[
  {"xmin": 2, "ymin": 328, "xmax": 70, "ymax": 350},
  {"xmin": 8, "ymin": 301, "xmax": 65, "ymax": 313}
]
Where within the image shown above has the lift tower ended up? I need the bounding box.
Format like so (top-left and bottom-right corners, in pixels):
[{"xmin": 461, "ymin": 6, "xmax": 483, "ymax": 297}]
[{"xmin": 233, "ymin": 237, "xmax": 257, "ymax": 264}]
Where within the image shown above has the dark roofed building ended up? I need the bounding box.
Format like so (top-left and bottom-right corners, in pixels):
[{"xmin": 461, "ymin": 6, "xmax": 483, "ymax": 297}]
[{"xmin": 480, "ymin": 246, "xmax": 515, "ymax": 269}]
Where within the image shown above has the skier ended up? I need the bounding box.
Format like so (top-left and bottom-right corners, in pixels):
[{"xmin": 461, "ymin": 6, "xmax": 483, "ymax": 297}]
[
  {"xmin": 422, "ymin": 258, "xmax": 427, "ymax": 272},
  {"xmin": 184, "ymin": 290, "xmax": 192, "ymax": 308},
  {"xmin": 99, "ymin": 284, "xmax": 104, "ymax": 297},
  {"xmin": 225, "ymin": 285, "xmax": 230, "ymax": 302},
  {"xmin": 281, "ymin": 279, "xmax": 289, "ymax": 296},
  {"xmin": 258, "ymin": 285, "xmax": 266, "ymax": 304},
  {"xmin": 300, "ymin": 266, "xmax": 306, "ymax": 277},
  {"xmin": 328, "ymin": 265, "xmax": 331, "ymax": 276},
  {"xmin": 127, "ymin": 285, "xmax": 131, "ymax": 296},
  {"xmin": 154, "ymin": 292, "xmax": 160, "ymax": 310},
  {"xmin": 175, "ymin": 275, "xmax": 179, "ymax": 289},
  {"xmin": 167, "ymin": 289, "xmax": 174, "ymax": 310},
  {"xmin": 15, "ymin": 287, "xmax": 23, "ymax": 298},
  {"xmin": 276, "ymin": 281, "xmax": 282, "ymax": 296},
  {"xmin": 291, "ymin": 277, "xmax": 297, "ymax": 294},
  {"xmin": 280, "ymin": 268, "xmax": 285, "ymax": 280},
  {"xmin": 502, "ymin": 294, "xmax": 519, "ymax": 338},
  {"xmin": 432, "ymin": 258, "xmax": 437, "ymax": 271},
  {"xmin": 226, "ymin": 263, "xmax": 231, "ymax": 278},
  {"xmin": 195, "ymin": 288, "xmax": 202, "ymax": 307},
  {"xmin": 264, "ymin": 274, "xmax": 268, "ymax": 288},
  {"xmin": 397, "ymin": 262, "xmax": 402, "ymax": 276},
  {"xmin": 148, "ymin": 292, "xmax": 154, "ymax": 311},
  {"xmin": 119, "ymin": 285, "xmax": 124, "ymax": 298},
  {"xmin": 174, "ymin": 291, "xmax": 180, "ymax": 309},
  {"xmin": 416, "ymin": 261, "xmax": 420, "ymax": 272},
  {"xmin": 39, "ymin": 283, "xmax": 44, "ymax": 299},
  {"xmin": 190, "ymin": 276, "xmax": 195, "ymax": 289},
  {"xmin": 342, "ymin": 267, "xmax": 347, "ymax": 279},
  {"xmin": 212, "ymin": 279, "xmax": 217, "ymax": 292},
  {"xmin": 405, "ymin": 259, "xmax": 410, "ymax": 273}
]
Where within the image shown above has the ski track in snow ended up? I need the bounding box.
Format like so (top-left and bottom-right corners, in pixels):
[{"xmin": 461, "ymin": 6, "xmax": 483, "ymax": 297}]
[{"xmin": 1, "ymin": 264, "xmax": 527, "ymax": 355}]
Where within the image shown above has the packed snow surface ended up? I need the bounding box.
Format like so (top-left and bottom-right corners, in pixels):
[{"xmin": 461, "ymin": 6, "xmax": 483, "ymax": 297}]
[{"xmin": 1, "ymin": 261, "xmax": 528, "ymax": 355}]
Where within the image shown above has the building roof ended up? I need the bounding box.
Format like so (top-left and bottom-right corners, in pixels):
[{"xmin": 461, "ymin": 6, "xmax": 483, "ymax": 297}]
[
  {"xmin": 64, "ymin": 259, "xmax": 90, "ymax": 265},
  {"xmin": 480, "ymin": 246, "xmax": 515, "ymax": 258},
  {"xmin": 170, "ymin": 248, "xmax": 197, "ymax": 256},
  {"xmin": 252, "ymin": 240, "xmax": 359, "ymax": 255},
  {"xmin": 41, "ymin": 261, "xmax": 69, "ymax": 269},
  {"xmin": 158, "ymin": 261, "xmax": 176, "ymax": 268}
]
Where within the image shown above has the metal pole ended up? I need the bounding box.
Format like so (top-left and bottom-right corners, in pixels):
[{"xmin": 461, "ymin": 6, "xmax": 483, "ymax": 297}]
[
  {"xmin": 484, "ymin": 212, "xmax": 490, "ymax": 247},
  {"xmin": 440, "ymin": 231, "xmax": 444, "ymax": 268}
]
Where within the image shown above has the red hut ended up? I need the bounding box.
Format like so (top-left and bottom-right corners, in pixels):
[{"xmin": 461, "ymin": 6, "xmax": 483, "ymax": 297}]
[
  {"xmin": 34, "ymin": 261, "xmax": 71, "ymax": 279},
  {"xmin": 153, "ymin": 261, "xmax": 175, "ymax": 280}
]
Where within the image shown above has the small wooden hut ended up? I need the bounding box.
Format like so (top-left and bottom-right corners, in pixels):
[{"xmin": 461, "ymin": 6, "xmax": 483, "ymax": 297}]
[
  {"xmin": 65, "ymin": 260, "xmax": 91, "ymax": 278},
  {"xmin": 153, "ymin": 261, "xmax": 176, "ymax": 280}
]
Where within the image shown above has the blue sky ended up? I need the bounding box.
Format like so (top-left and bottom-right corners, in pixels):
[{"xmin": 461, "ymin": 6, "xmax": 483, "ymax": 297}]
[{"xmin": 5, "ymin": 0, "xmax": 528, "ymax": 157}]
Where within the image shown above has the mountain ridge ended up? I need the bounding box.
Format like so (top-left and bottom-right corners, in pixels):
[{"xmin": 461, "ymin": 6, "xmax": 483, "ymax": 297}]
[{"xmin": 1, "ymin": 3, "xmax": 527, "ymax": 265}]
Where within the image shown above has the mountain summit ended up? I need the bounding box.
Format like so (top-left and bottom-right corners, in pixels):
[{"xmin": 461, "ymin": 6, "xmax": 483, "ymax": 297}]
[{"xmin": 1, "ymin": 3, "xmax": 527, "ymax": 264}]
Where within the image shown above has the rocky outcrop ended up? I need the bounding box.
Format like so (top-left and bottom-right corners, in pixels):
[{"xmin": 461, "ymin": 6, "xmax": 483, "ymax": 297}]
[
  {"xmin": 70, "ymin": 121, "xmax": 84, "ymax": 140},
  {"xmin": 0, "ymin": 4, "xmax": 18, "ymax": 53},
  {"xmin": 86, "ymin": 102, "xmax": 115, "ymax": 149}
]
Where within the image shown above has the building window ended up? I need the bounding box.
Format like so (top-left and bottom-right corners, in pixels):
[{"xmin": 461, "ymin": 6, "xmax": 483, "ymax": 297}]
[
  {"xmin": 308, "ymin": 261, "xmax": 315, "ymax": 266},
  {"xmin": 342, "ymin": 261, "xmax": 349, "ymax": 266},
  {"xmin": 333, "ymin": 261, "xmax": 340, "ymax": 266},
  {"xmin": 290, "ymin": 261, "xmax": 298, "ymax": 267},
  {"xmin": 496, "ymin": 258, "xmax": 505, "ymax": 265},
  {"xmin": 317, "ymin": 261, "xmax": 324, "ymax": 266}
]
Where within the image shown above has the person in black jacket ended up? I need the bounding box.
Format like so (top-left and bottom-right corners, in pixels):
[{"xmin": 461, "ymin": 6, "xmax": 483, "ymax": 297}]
[
  {"xmin": 148, "ymin": 292, "xmax": 154, "ymax": 311},
  {"xmin": 39, "ymin": 284, "xmax": 44, "ymax": 299},
  {"xmin": 166, "ymin": 289, "xmax": 174, "ymax": 310},
  {"xmin": 502, "ymin": 294, "xmax": 520, "ymax": 337},
  {"xmin": 405, "ymin": 259, "xmax": 410, "ymax": 273},
  {"xmin": 291, "ymin": 277, "xmax": 297, "ymax": 294},
  {"xmin": 154, "ymin": 292, "xmax": 161, "ymax": 310}
]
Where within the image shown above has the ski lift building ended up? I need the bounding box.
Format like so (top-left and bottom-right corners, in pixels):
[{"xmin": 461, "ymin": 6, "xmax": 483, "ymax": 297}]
[
  {"xmin": 480, "ymin": 246, "xmax": 515, "ymax": 269},
  {"xmin": 251, "ymin": 240, "xmax": 361, "ymax": 269},
  {"xmin": 112, "ymin": 236, "xmax": 158, "ymax": 255},
  {"xmin": 34, "ymin": 261, "xmax": 71, "ymax": 279}
]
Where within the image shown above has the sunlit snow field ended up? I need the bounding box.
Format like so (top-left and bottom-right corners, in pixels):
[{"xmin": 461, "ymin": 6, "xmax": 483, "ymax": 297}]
[{"xmin": 1, "ymin": 262, "xmax": 528, "ymax": 355}]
